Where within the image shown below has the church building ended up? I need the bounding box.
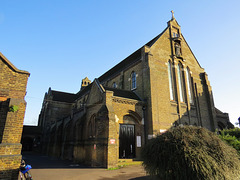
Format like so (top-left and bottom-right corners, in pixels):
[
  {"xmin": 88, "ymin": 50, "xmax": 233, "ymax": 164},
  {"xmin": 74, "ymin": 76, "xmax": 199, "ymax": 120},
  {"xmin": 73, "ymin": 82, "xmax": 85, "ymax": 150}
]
[{"xmin": 38, "ymin": 13, "xmax": 232, "ymax": 168}]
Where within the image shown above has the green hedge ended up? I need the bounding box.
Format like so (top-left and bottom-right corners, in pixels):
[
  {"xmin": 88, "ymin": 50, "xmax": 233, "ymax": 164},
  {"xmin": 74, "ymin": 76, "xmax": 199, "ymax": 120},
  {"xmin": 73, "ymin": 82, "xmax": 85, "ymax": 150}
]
[
  {"xmin": 219, "ymin": 128, "xmax": 240, "ymax": 154},
  {"xmin": 142, "ymin": 126, "xmax": 240, "ymax": 180}
]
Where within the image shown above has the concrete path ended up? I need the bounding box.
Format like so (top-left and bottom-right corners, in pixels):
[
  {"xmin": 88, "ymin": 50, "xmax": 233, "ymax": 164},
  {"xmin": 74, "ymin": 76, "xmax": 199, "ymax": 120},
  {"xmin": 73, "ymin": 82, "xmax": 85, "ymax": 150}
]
[{"xmin": 22, "ymin": 152, "xmax": 153, "ymax": 180}]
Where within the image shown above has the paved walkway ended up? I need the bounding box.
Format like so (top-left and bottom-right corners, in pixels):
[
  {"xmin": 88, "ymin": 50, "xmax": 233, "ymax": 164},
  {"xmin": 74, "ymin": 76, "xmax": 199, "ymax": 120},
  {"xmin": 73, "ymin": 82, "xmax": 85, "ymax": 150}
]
[{"xmin": 22, "ymin": 152, "xmax": 153, "ymax": 180}]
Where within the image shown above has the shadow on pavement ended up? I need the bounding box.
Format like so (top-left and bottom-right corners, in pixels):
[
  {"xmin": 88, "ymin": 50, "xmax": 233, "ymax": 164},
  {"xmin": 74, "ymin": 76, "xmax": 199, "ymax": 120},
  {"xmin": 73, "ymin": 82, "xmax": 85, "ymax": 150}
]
[
  {"xmin": 22, "ymin": 152, "xmax": 153, "ymax": 180},
  {"xmin": 22, "ymin": 152, "xmax": 92, "ymax": 169},
  {"xmin": 97, "ymin": 173, "xmax": 154, "ymax": 180}
]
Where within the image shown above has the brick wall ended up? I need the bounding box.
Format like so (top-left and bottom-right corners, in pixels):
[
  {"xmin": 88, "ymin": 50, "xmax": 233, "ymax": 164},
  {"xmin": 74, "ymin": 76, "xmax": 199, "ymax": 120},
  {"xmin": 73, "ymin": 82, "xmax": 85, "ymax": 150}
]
[{"xmin": 0, "ymin": 53, "xmax": 29, "ymax": 180}]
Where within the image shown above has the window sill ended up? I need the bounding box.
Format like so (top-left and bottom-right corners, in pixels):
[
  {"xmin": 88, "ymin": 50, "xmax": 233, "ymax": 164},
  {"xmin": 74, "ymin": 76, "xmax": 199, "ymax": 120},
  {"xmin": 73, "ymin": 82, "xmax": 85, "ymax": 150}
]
[
  {"xmin": 180, "ymin": 102, "xmax": 187, "ymax": 108},
  {"xmin": 170, "ymin": 100, "xmax": 177, "ymax": 106},
  {"xmin": 172, "ymin": 37, "xmax": 182, "ymax": 41}
]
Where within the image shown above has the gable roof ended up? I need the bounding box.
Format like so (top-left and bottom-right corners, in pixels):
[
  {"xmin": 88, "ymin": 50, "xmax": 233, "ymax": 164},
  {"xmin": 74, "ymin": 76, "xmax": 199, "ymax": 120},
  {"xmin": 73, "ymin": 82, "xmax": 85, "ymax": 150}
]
[
  {"xmin": 104, "ymin": 86, "xmax": 141, "ymax": 101},
  {"xmin": 0, "ymin": 52, "xmax": 30, "ymax": 75},
  {"xmin": 76, "ymin": 83, "xmax": 92, "ymax": 97},
  {"xmin": 98, "ymin": 28, "xmax": 168, "ymax": 83},
  {"xmin": 181, "ymin": 35, "xmax": 203, "ymax": 68},
  {"xmin": 145, "ymin": 27, "xmax": 168, "ymax": 47},
  {"xmin": 50, "ymin": 90, "xmax": 77, "ymax": 103},
  {"xmin": 98, "ymin": 48, "xmax": 142, "ymax": 82}
]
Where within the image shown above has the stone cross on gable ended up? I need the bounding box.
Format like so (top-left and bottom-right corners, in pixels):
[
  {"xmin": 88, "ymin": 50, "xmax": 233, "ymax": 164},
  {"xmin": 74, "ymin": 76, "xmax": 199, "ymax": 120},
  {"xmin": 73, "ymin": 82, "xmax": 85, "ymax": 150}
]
[{"xmin": 171, "ymin": 10, "xmax": 175, "ymax": 20}]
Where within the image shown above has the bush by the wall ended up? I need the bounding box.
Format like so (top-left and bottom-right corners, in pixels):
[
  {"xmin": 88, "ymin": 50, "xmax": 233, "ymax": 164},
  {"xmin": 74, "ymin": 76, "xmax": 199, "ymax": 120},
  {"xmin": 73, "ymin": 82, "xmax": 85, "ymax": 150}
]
[
  {"xmin": 219, "ymin": 128, "xmax": 240, "ymax": 154},
  {"xmin": 142, "ymin": 126, "xmax": 240, "ymax": 180},
  {"xmin": 219, "ymin": 128, "xmax": 240, "ymax": 139}
]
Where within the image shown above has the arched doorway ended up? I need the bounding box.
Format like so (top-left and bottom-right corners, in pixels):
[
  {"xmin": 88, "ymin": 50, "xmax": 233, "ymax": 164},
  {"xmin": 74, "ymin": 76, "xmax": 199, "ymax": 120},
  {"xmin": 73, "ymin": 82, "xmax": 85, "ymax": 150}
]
[
  {"xmin": 119, "ymin": 124, "xmax": 135, "ymax": 158},
  {"xmin": 119, "ymin": 113, "xmax": 141, "ymax": 159}
]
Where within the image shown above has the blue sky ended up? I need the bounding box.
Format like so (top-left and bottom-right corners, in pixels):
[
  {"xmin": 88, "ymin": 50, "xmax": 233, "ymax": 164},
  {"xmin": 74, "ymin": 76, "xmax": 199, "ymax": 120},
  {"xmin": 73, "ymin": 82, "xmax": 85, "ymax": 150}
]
[{"xmin": 1, "ymin": 0, "xmax": 239, "ymax": 125}]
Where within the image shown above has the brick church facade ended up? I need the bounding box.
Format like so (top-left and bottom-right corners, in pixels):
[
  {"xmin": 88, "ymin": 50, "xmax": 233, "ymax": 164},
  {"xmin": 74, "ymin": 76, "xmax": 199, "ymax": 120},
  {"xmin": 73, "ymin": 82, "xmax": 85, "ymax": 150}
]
[{"xmin": 38, "ymin": 15, "xmax": 232, "ymax": 168}]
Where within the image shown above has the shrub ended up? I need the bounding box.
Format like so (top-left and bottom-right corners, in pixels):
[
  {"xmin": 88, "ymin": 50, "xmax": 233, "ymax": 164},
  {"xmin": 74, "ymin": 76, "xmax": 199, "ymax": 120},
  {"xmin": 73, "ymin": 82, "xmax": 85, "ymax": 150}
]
[
  {"xmin": 142, "ymin": 126, "xmax": 240, "ymax": 180},
  {"xmin": 219, "ymin": 128, "xmax": 240, "ymax": 139},
  {"xmin": 219, "ymin": 128, "xmax": 240, "ymax": 154}
]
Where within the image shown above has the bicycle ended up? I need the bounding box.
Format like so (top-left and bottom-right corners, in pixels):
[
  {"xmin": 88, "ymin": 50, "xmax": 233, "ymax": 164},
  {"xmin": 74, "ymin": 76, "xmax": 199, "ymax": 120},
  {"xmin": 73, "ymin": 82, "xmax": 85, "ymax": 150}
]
[{"xmin": 19, "ymin": 159, "xmax": 33, "ymax": 180}]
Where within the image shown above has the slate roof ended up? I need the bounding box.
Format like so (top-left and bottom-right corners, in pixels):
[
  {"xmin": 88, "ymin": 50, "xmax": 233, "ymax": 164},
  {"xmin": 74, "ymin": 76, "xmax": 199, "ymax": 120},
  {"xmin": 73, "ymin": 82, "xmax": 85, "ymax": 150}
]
[
  {"xmin": 59, "ymin": 22, "xmax": 169, "ymax": 101},
  {"xmin": 76, "ymin": 83, "xmax": 92, "ymax": 97},
  {"xmin": 104, "ymin": 86, "xmax": 141, "ymax": 101},
  {"xmin": 75, "ymin": 28, "xmax": 168, "ymax": 100},
  {"xmin": 98, "ymin": 27, "xmax": 167, "ymax": 83},
  {"xmin": 98, "ymin": 49, "xmax": 142, "ymax": 82},
  {"xmin": 51, "ymin": 90, "xmax": 77, "ymax": 103}
]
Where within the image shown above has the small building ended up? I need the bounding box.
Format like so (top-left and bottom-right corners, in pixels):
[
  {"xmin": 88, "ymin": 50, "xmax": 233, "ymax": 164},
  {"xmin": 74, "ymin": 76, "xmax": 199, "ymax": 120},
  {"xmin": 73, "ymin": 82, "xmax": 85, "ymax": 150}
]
[
  {"xmin": 0, "ymin": 52, "xmax": 30, "ymax": 179},
  {"xmin": 38, "ymin": 14, "xmax": 232, "ymax": 168}
]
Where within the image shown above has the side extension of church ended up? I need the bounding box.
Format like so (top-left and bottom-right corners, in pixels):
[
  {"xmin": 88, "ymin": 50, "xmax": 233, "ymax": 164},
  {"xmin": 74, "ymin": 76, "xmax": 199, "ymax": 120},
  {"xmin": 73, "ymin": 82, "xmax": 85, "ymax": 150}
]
[{"xmin": 37, "ymin": 15, "xmax": 233, "ymax": 168}]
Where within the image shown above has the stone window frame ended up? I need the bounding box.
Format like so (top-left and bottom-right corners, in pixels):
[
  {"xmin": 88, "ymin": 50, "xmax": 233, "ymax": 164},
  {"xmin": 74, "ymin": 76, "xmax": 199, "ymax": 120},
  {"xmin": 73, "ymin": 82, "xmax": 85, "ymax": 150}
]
[
  {"xmin": 173, "ymin": 32, "xmax": 179, "ymax": 38},
  {"xmin": 177, "ymin": 62, "xmax": 186, "ymax": 103},
  {"xmin": 174, "ymin": 41, "xmax": 182, "ymax": 57},
  {"xmin": 112, "ymin": 82, "xmax": 117, "ymax": 88},
  {"xmin": 131, "ymin": 71, "xmax": 137, "ymax": 90},
  {"xmin": 88, "ymin": 114, "xmax": 96, "ymax": 138},
  {"xmin": 186, "ymin": 67, "xmax": 194, "ymax": 105},
  {"xmin": 168, "ymin": 60, "xmax": 175, "ymax": 101}
]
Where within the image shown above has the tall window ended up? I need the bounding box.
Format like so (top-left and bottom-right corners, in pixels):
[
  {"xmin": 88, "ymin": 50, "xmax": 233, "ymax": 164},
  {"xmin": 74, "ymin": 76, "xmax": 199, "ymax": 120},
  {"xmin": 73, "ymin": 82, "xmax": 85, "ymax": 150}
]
[
  {"xmin": 186, "ymin": 67, "xmax": 194, "ymax": 104},
  {"xmin": 131, "ymin": 71, "xmax": 136, "ymax": 89},
  {"xmin": 112, "ymin": 82, "xmax": 117, "ymax": 88},
  {"xmin": 168, "ymin": 61, "xmax": 174, "ymax": 100},
  {"xmin": 177, "ymin": 63, "xmax": 186, "ymax": 102},
  {"xmin": 88, "ymin": 115, "xmax": 96, "ymax": 138}
]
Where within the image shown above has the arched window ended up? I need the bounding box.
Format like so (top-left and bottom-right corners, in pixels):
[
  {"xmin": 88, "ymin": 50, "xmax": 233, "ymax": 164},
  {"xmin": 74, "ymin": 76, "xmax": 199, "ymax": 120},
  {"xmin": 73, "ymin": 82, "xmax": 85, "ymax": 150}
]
[
  {"xmin": 131, "ymin": 71, "xmax": 136, "ymax": 90},
  {"xmin": 112, "ymin": 82, "xmax": 117, "ymax": 88},
  {"xmin": 186, "ymin": 67, "xmax": 194, "ymax": 104},
  {"xmin": 168, "ymin": 61, "xmax": 175, "ymax": 100},
  {"xmin": 88, "ymin": 115, "xmax": 96, "ymax": 138},
  {"xmin": 177, "ymin": 63, "xmax": 186, "ymax": 102}
]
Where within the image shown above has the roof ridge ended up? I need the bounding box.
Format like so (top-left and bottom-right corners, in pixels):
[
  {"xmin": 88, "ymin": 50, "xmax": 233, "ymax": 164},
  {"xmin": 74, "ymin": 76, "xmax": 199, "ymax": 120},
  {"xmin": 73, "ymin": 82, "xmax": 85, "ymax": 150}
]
[
  {"xmin": 0, "ymin": 52, "xmax": 30, "ymax": 75},
  {"xmin": 51, "ymin": 90, "xmax": 76, "ymax": 95}
]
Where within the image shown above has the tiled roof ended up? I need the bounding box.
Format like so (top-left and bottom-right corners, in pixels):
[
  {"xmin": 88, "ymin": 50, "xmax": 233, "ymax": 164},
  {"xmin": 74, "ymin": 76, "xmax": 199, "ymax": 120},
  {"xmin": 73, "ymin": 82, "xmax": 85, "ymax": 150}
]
[{"xmin": 104, "ymin": 86, "xmax": 141, "ymax": 101}]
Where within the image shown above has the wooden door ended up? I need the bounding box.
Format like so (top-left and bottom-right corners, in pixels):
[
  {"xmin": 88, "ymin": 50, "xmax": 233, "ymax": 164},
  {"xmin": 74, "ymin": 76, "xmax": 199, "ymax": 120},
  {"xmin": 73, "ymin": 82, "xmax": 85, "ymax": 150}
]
[{"xmin": 119, "ymin": 124, "xmax": 135, "ymax": 158}]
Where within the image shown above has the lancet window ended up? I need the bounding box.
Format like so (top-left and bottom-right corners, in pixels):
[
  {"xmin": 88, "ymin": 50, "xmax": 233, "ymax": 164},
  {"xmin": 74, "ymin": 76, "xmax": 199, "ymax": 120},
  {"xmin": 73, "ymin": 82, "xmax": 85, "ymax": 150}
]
[
  {"xmin": 186, "ymin": 67, "xmax": 194, "ymax": 104},
  {"xmin": 177, "ymin": 63, "xmax": 186, "ymax": 102},
  {"xmin": 168, "ymin": 61, "xmax": 175, "ymax": 100},
  {"xmin": 131, "ymin": 71, "xmax": 136, "ymax": 90}
]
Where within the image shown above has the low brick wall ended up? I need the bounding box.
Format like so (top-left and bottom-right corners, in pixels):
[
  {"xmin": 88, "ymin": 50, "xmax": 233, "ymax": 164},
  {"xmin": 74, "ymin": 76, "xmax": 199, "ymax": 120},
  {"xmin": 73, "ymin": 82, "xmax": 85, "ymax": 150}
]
[{"xmin": 0, "ymin": 154, "xmax": 21, "ymax": 180}]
